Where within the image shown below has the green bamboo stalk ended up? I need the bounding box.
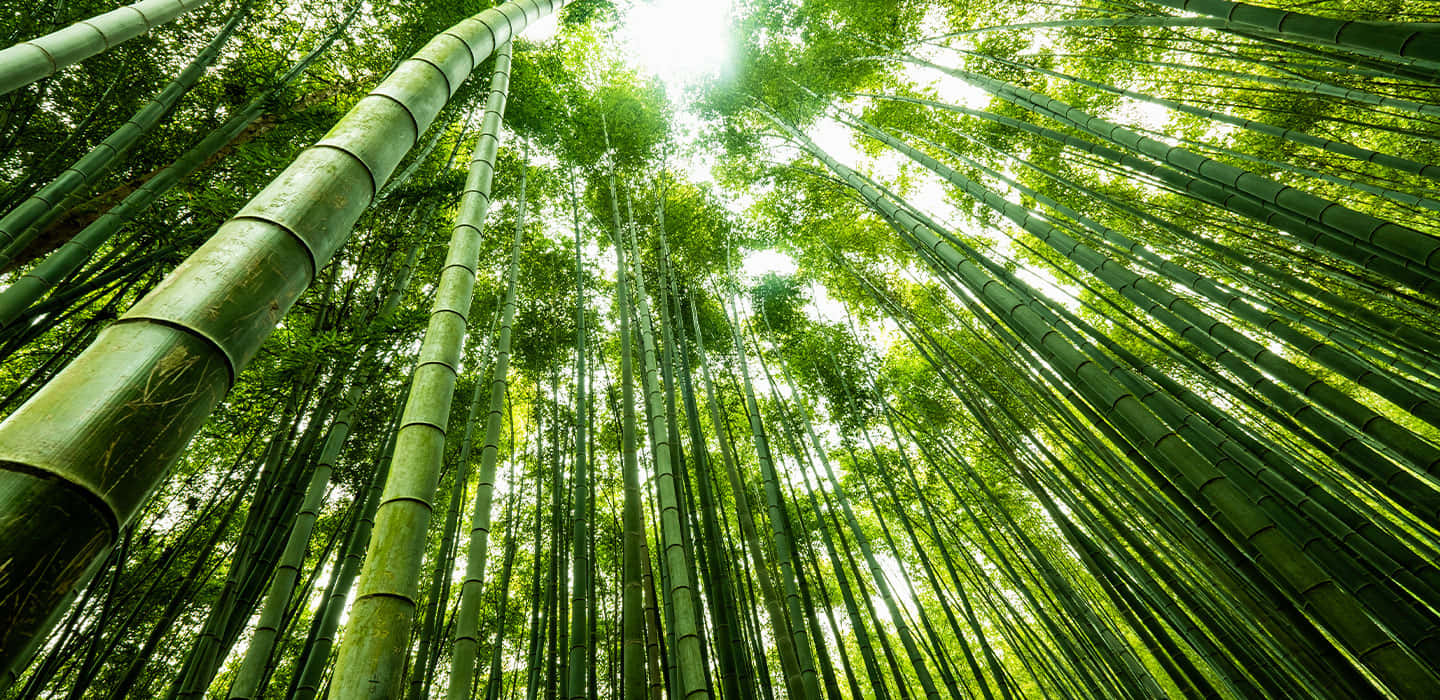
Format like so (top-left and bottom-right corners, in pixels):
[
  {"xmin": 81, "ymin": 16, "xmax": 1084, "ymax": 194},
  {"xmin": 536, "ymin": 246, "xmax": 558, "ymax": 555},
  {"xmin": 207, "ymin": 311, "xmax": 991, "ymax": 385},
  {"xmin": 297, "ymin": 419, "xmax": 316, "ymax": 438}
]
[
  {"xmin": 546, "ymin": 393, "xmax": 566, "ymax": 699},
  {"xmin": 333, "ymin": 44, "xmax": 521, "ymax": 698},
  {"xmin": 672, "ymin": 293, "xmax": 749, "ymax": 700},
  {"xmin": 596, "ymin": 152, "xmax": 650, "ymax": 700},
  {"xmin": 440, "ymin": 52, "xmax": 525, "ymax": 700},
  {"xmin": 693, "ymin": 301, "xmax": 802, "ymax": 698},
  {"xmin": 651, "ymin": 200, "xmax": 717, "ymax": 696},
  {"xmin": 523, "ymin": 402, "xmax": 549, "ymax": 700},
  {"xmin": 626, "ymin": 219, "xmax": 711, "ymax": 700},
  {"xmin": 484, "ymin": 494, "xmax": 522, "ymax": 700},
  {"xmin": 927, "ymin": 15, "xmax": 1439, "ymax": 75},
  {"xmin": 1084, "ymin": 54, "xmax": 1440, "ymax": 118},
  {"xmin": 902, "ymin": 55, "xmax": 1440, "ymax": 288},
  {"xmin": 0, "ymin": 0, "xmax": 218, "ymax": 95},
  {"xmin": 403, "ymin": 379, "xmax": 477, "ymax": 700},
  {"xmin": 961, "ymin": 49, "xmax": 1440, "ymax": 180},
  {"xmin": 565, "ymin": 170, "xmax": 591, "ymax": 700},
  {"xmin": 1141, "ymin": 0, "xmax": 1440, "ymax": 71}
]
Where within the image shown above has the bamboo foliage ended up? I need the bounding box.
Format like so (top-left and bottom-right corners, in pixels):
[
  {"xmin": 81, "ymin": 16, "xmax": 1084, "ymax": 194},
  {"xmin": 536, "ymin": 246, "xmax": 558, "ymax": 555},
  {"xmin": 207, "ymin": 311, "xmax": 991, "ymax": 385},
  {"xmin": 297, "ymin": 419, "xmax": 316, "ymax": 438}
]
[{"xmin": 2, "ymin": 1, "xmax": 1439, "ymax": 698}]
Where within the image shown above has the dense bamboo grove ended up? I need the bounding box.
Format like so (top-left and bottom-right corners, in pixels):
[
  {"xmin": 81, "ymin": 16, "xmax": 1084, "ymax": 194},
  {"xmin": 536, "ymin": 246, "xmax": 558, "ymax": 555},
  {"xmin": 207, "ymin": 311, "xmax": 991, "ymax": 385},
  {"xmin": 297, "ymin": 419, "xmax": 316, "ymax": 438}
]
[{"xmin": 1, "ymin": 0, "xmax": 1439, "ymax": 697}]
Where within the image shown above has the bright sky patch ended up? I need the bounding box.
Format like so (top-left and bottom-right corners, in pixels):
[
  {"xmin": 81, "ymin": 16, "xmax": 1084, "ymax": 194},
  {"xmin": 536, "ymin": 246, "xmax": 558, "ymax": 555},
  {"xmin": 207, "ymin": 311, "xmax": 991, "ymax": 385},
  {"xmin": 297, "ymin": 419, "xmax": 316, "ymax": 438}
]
[{"xmin": 620, "ymin": 0, "xmax": 734, "ymax": 89}]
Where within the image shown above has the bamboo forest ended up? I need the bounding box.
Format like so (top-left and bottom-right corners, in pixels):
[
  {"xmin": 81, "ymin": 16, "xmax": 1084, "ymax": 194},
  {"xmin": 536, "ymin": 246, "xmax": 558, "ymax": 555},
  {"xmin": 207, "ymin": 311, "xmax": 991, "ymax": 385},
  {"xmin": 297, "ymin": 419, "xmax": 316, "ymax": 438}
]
[{"xmin": 5, "ymin": 0, "xmax": 1440, "ymax": 697}]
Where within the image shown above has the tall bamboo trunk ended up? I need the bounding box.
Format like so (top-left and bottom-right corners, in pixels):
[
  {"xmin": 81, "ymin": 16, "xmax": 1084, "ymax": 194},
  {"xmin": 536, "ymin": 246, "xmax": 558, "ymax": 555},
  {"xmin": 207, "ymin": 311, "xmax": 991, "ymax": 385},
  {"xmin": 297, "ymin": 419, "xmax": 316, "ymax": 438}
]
[
  {"xmin": 625, "ymin": 220, "xmax": 710, "ymax": 700},
  {"xmin": 444, "ymin": 54, "xmax": 526, "ymax": 700},
  {"xmin": 565, "ymin": 171, "xmax": 591, "ymax": 700},
  {"xmin": 334, "ymin": 44, "xmax": 521, "ymax": 698},
  {"xmin": 605, "ymin": 163, "xmax": 649, "ymax": 700}
]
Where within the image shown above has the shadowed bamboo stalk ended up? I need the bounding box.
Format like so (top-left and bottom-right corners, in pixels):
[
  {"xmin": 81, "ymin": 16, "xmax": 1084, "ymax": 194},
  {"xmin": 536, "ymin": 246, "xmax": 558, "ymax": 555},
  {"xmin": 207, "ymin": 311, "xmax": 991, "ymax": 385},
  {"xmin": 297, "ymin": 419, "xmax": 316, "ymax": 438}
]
[
  {"xmin": 725, "ymin": 300, "xmax": 825, "ymax": 700},
  {"xmin": 290, "ymin": 390, "xmax": 406, "ymax": 700}
]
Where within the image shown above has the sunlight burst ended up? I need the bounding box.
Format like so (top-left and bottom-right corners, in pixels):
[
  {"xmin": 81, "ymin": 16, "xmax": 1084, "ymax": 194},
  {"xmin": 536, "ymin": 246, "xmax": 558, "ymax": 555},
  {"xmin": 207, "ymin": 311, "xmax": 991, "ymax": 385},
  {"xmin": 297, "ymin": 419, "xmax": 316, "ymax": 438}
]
[{"xmin": 621, "ymin": 0, "xmax": 734, "ymax": 88}]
